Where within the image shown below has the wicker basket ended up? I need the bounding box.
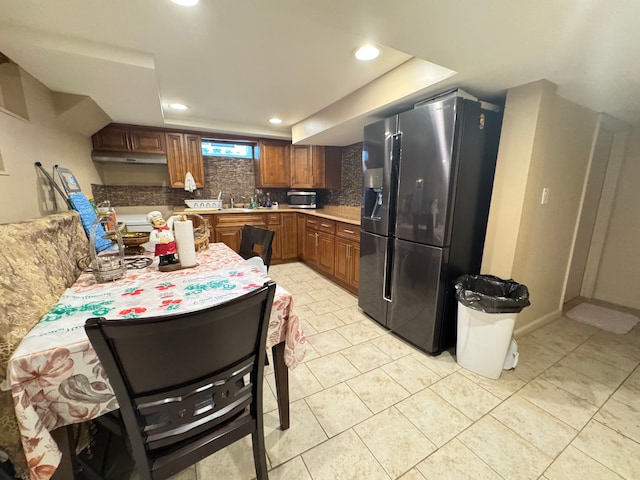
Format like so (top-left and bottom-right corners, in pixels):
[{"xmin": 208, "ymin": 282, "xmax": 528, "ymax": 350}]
[{"xmin": 179, "ymin": 213, "xmax": 210, "ymax": 252}]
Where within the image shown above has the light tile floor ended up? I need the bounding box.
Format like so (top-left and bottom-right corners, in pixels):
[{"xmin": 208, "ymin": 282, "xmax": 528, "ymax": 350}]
[{"xmin": 173, "ymin": 262, "xmax": 640, "ymax": 480}]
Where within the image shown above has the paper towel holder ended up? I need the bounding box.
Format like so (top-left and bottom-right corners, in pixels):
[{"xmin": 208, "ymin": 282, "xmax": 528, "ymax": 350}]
[{"xmin": 174, "ymin": 214, "xmax": 199, "ymax": 269}]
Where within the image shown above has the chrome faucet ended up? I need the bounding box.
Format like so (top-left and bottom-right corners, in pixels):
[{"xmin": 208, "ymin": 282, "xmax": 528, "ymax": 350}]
[{"xmin": 230, "ymin": 195, "xmax": 235, "ymax": 208}]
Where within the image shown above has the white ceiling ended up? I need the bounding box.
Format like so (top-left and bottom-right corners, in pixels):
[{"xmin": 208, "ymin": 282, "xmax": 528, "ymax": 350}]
[{"xmin": 1, "ymin": 0, "xmax": 639, "ymax": 146}]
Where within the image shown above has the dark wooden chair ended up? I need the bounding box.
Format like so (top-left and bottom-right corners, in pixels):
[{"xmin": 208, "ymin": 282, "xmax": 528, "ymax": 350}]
[
  {"xmin": 84, "ymin": 281, "xmax": 276, "ymax": 480},
  {"xmin": 239, "ymin": 225, "xmax": 275, "ymax": 270}
]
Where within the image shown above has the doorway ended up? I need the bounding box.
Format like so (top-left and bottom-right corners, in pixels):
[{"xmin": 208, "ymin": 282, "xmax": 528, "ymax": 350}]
[{"xmin": 563, "ymin": 115, "xmax": 629, "ymax": 304}]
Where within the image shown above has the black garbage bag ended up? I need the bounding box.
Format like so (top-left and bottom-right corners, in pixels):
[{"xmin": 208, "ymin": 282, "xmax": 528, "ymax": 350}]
[{"xmin": 455, "ymin": 274, "xmax": 530, "ymax": 314}]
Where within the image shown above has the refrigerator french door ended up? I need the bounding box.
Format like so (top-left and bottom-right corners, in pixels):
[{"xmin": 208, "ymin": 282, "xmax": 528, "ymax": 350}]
[{"xmin": 359, "ymin": 116, "xmax": 398, "ymax": 327}]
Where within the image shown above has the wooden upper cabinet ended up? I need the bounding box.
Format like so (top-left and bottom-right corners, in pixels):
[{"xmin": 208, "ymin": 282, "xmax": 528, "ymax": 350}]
[
  {"xmin": 166, "ymin": 132, "xmax": 205, "ymax": 189},
  {"xmin": 255, "ymin": 140, "xmax": 290, "ymax": 188},
  {"xmin": 290, "ymin": 145, "xmax": 314, "ymax": 187},
  {"xmin": 92, "ymin": 125, "xmax": 166, "ymax": 154},
  {"xmin": 290, "ymin": 145, "xmax": 342, "ymax": 189},
  {"xmin": 130, "ymin": 131, "xmax": 166, "ymax": 153}
]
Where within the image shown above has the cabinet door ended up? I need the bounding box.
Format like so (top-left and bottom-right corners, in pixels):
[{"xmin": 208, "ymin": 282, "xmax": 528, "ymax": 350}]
[
  {"xmin": 350, "ymin": 241, "xmax": 360, "ymax": 291},
  {"xmin": 200, "ymin": 215, "xmax": 215, "ymax": 245},
  {"xmin": 270, "ymin": 224, "xmax": 283, "ymax": 261},
  {"xmin": 129, "ymin": 130, "xmax": 165, "ymax": 153},
  {"xmin": 92, "ymin": 126, "xmax": 167, "ymax": 154},
  {"xmin": 166, "ymin": 133, "xmax": 186, "ymax": 187},
  {"xmin": 334, "ymin": 237, "xmax": 350, "ymax": 284},
  {"xmin": 166, "ymin": 133, "xmax": 205, "ymax": 189},
  {"xmin": 92, "ymin": 127, "xmax": 130, "ymax": 151},
  {"xmin": 317, "ymin": 232, "xmax": 335, "ymax": 275},
  {"xmin": 297, "ymin": 214, "xmax": 306, "ymax": 260},
  {"xmin": 281, "ymin": 213, "xmax": 298, "ymax": 259},
  {"xmin": 256, "ymin": 141, "xmax": 290, "ymax": 188},
  {"xmin": 290, "ymin": 145, "xmax": 313, "ymax": 188},
  {"xmin": 184, "ymin": 134, "xmax": 205, "ymax": 188},
  {"xmin": 317, "ymin": 146, "xmax": 342, "ymax": 189},
  {"xmin": 214, "ymin": 226, "xmax": 243, "ymax": 252},
  {"xmin": 305, "ymin": 230, "xmax": 319, "ymax": 266}
]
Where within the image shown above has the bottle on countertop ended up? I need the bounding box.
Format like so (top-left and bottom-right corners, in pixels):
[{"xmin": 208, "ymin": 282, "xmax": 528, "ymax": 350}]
[{"xmin": 265, "ymin": 192, "xmax": 272, "ymax": 208}]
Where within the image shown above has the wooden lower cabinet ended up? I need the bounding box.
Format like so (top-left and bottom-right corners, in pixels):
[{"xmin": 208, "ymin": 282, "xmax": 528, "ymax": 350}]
[
  {"xmin": 297, "ymin": 213, "xmax": 306, "ymax": 260},
  {"xmin": 305, "ymin": 217, "xmax": 336, "ymax": 276},
  {"xmin": 267, "ymin": 213, "xmax": 282, "ymax": 261},
  {"xmin": 214, "ymin": 226, "xmax": 243, "ymax": 252},
  {"xmin": 305, "ymin": 230, "xmax": 336, "ymax": 274},
  {"xmin": 317, "ymin": 232, "xmax": 335, "ymax": 276},
  {"xmin": 334, "ymin": 238, "xmax": 359, "ymax": 293},
  {"xmin": 200, "ymin": 211, "xmax": 358, "ymax": 291},
  {"xmin": 211, "ymin": 213, "xmax": 266, "ymax": 253},
  {"xmin": 205, "ymin": 212, "xmax": 298, "ymax": 266},
  {"xmin": 334, "ymin": 222, "xmax": 360, "ymax": 294},
  {"xmin": 280, "ymin": 213, "xmax": 298, "ymax": 260},
  {"xmin": 305, "ymin": 229, "xmax": 319, "ymax": 265}
]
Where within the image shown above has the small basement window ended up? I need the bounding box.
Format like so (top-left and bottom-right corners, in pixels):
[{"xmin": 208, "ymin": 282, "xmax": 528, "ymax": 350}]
[{"xmin": 201, "ymin": 141, "xmax": 254, "ymax": 159}]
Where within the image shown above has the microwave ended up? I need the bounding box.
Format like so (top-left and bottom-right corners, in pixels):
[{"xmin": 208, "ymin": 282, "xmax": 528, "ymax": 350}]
[{"xmin": 287, "ymin": 191, "xmax": 317, "ymax": 209}]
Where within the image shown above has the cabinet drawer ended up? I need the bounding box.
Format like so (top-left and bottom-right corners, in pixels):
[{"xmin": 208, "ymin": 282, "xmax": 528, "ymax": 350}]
[
  {"xmin": 305, "ymin": 217, "xmax": 320, "ymax": 230},
  {"xmin": 215, "ymin": 214, "xmax": 266, "ymax": 226},
  {"xmin": 266, "ymin": 213, "xmax": 281, "ymax": 225},
  {"xmin": 336, "ymin": 222, "xmax": 359, "ymax": 241},
  {"xmin": 317, "ymin": 219, "xmax": 336, "ymax": 234},
  {"xmin": 306, "ymin": 217, "xmax": 335, "ymax": 234}
]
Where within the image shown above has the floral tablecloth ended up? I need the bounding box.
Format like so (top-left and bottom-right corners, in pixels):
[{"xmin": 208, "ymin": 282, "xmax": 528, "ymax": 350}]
[{"xmin": 6, "ymin": 243, "xmax": 305, "ymax": 480}]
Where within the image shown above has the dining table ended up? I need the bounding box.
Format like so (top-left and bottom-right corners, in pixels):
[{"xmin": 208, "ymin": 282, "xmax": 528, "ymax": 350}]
[{"xmin": 6, "ymin": 242, "xmax": 306, "ymax": 480}]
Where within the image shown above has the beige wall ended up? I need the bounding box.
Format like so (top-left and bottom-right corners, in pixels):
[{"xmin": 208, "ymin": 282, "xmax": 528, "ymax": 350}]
[
  {"xmin": 483, "ymin": 80, "xmax": 599, "ymax": 332},
  {"xmin": 0, "ymin": 68, "xmax": 102, "ymax": 224},
  {"xmin": 592, "ymin": 127, "xmax": 640, "ymax": 309}
]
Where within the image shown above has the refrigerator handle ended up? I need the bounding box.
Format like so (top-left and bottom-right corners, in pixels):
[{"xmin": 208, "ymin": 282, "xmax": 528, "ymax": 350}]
[
  {"xmin": 388, "ymin": 133, "xmax": 401, "ymax": 234},
  {"xmin": 383, "ymin": 240, "xmax": 393, "ymax": 303}
]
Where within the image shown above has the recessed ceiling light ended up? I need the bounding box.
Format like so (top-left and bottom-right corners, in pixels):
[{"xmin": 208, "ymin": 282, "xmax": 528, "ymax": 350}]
[
  {"xmin": 168, "ymin": 103, "xmax": 188, "ymax": 110},
  {"xmin": 354, "ymin": 44, "xmax": 381, "ymax": 61},
  {"xmin": 269, "ymin": 118, "xmax": 283, "ymax": 125},
  {"xmin": 171, "ymin": 0, "xmax": 199, "ymax": 6}
]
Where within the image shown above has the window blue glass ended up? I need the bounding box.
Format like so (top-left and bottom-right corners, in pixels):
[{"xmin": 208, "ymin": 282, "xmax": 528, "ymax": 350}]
[{"xmin": 201, "ymin": 141, "xmax": 254, "ymax": 159}]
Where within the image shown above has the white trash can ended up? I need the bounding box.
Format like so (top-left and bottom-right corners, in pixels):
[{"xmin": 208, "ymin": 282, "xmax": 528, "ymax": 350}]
[
  {"xmin": 456, "ymin": 304, "xmax": 518, "ymax": 379},
  {"xmin": 454, "ymin": 274, "xmax": 529, "ymax": 380}
]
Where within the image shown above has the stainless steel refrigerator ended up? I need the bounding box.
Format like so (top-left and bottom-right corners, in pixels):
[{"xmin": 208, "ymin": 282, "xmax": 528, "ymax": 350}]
[{"xmin": 358, "ymin": 89, "xmax": 502, "ymax": 354}]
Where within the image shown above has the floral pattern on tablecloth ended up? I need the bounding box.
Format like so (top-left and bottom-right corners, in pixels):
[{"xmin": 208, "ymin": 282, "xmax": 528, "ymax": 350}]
[{"xmin": 7, "ymin": 243, "xmax": 305, "ymax": 480}]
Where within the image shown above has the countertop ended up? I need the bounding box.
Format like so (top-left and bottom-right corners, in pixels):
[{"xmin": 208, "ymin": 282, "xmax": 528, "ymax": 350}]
[{"xmin": 175, "ymin": 205, "xmax": 361, "ymax": 226}]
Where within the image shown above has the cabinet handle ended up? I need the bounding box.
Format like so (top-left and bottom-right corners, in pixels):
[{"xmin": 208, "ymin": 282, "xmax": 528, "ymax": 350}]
[
  {"xmin": 344, "ymin": 229, "xmax": 355, "ymax": 234},
  {"xmin": 315, "ymin": 232, "xmax": 318, "ymax": 247},
  {"xmin": 321, "ymin": 223, "xmax": 331, "ymax": 228},
  {"xmin": 346, "ymin": 244, "xmax": 350, "ymax": 259}
]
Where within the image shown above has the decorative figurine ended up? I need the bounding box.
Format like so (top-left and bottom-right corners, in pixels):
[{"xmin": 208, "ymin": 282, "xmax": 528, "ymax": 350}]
[{"xmin": 146, "ymin": 211, "xmax": 182, "ymax": 271}]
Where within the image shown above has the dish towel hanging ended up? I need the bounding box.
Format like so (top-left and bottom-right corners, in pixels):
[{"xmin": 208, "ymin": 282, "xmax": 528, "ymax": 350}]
[{"xmin": 184, "ymin": 171, "xmax": 197, "ymax": 192}]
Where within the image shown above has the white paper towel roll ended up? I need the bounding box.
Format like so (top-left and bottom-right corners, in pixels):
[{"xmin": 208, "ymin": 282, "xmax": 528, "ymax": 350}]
[{"xmin": 174, "ymin": 219, "xmax": 197, "ymax": 267}]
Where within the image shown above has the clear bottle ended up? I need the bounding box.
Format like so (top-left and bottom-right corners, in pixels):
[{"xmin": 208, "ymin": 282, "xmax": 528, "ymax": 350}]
[
  {"xmin": 265, "ymin": 192, "xmax": 272, "ymax": 208},
  {"xmin": 97, "ymin": 200, "xmax": 117, "ymax": 231}
]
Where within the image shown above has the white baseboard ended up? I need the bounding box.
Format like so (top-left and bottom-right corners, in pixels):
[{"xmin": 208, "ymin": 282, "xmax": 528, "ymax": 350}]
[{"xmin": 514, "ymin": 309, "xmax": 563, "ymax": 337}]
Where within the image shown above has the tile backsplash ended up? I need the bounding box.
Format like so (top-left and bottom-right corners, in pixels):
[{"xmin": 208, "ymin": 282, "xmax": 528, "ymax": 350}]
[{"xmin": 93, "ymin": 143, "xmax": 363, "ymax": 209}]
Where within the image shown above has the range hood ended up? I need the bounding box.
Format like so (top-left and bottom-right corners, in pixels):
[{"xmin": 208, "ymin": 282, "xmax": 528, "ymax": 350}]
[{"xmin": 91, "ymin": 151, "xmax": 167, "ymax": 164}]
